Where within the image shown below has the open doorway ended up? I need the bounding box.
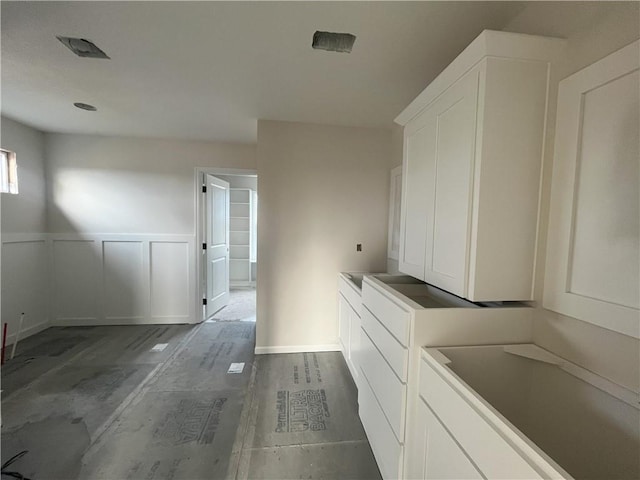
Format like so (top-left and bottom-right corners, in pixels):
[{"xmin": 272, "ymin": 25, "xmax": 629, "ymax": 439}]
[{"xmin": 196, "ymin": 168, "xmax": 257, "ymax": 323}]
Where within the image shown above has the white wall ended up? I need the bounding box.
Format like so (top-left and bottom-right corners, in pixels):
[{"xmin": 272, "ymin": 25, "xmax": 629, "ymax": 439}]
[
  {"xmin": 41, "ymin": 133, "xmax": 255, "ymax": 326},
  {"xmin": 1, "ymin": 117, "xmax": 47, "ymax": 234},
  {"xmin": 46, "ymin": 133, "xmax": 256, "ymax": 234},
  {"xmin": 256, "ymin": 120, "xmax": 391, "ymax": 353},
  {"xmin": 1, "ymin": 116, "xmax": 49, "ymax": 342},
  {"xmin": 504, "ymin": 2, "xmax": 640, "ymax": 391}
]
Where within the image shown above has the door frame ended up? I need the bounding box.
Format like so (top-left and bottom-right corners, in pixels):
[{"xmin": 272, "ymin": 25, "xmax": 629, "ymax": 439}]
[{"xmin": 194, "ymin": 167, "xmax": 257, "ymax": 322}]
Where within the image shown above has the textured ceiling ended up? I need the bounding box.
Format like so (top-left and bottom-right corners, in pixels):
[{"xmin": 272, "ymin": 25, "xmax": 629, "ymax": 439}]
[{"xmin": 1, "ymin": 1, "xmax": 527, "ymax": 143}]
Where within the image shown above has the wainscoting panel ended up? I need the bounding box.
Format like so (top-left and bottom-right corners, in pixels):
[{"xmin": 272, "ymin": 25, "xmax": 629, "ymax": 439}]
[
  {"xmin": 1, "ymin": 234, "xmax": 50, "ymax": 343},
  {"xmin": 52, "ymin": 238, "xmax": 100, "ymax": 323},
  {"xmin": 103, "ymin": 240, "xmax": 146, "ymax": 321},
  {"xmin": 50, "ymin": 234, "xmax": 196, "ymax": 326},
  {"xmin": 149, "ymin": 241, "xmax": 191, "ymax": 321}
]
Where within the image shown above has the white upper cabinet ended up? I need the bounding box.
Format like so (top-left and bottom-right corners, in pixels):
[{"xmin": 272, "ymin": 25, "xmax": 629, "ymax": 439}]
[
  {"xmin": 544, "ymin": 41, "xmax": 640, "ymax": 338},
  {"xmin": 422, "ymin": 68, "xmax": 479, "ymax": 296},
  {"xmin": 397, "ymin": 30, "xmax": 565, "ymax": 301}
]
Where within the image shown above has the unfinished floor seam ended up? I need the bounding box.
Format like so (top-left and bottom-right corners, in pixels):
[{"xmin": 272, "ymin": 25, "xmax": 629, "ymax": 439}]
[{"xmin": 227, "ymin": 360, "xmax": 259, "ymax": 480}]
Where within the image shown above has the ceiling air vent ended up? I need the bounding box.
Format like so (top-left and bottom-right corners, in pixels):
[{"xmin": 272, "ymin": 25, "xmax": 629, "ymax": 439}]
[
  {"xmin": 74, "ymin": 102, "xmax": 97, "ymax": 111},
  {"xmin": 312, "ymin": 31, "xmax": 356, "ymax": 53},
  {"xmin": 56, "ymin": 36, "xmax": 110, "ymax": 59}
]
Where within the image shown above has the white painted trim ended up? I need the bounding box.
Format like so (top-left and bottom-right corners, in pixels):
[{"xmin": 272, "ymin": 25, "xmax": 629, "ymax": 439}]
[
  {"xmin": 50, "ymin": 233, "xmax": 196, "ymax": 326},
  {"xmin": 196, "ymin": 167, "xmax": 258, "ymax": 177},
  {"xmin": 49, "ymin": 233, "xmax": 193, "ymax": 242},
  {"xmin": 54, "ymin": 317, "xmax": 190, "ymax": 326},
  {"xmin": 395, "ymin": 30, "xmax": 565, "ymax": 125},
  {"xmin": 195, "ymin": 166, "xmax": 258, "ymax": 323},
  {"xmin": 1, "ymin": 232, "xmax": 48, "ymax": 243},
  {"xmin": 1, "ymin": 234, "xmax": 51, "ymax": 346},
  {"xmin": 4, "ymin": 319, "xmax": 50, "ymax": 346},
  {"xmin": 2, "ymin": 232, "xmax": 197, "ymax": 331},
  {"xmin": 254, "ymin": 344, "xmax": 341, "ymax": 355}
]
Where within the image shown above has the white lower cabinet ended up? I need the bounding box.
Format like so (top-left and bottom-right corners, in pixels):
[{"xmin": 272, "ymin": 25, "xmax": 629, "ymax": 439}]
[
  {"xmin": 358, "ymin": 367, "xmax": 404, "ymax": 480},
  {"xmin": 338, "ymin": 294, "xmax": 351, "ymax": 353},
  {"xmin": 416, "ymin": 355, "xmax": 546, "ymax": 479},
  {"xmin": 360, "ymin": 329, "xmax": 406, "ymax": 440},
  {"xmin": 416, "ymin": 345, "xmax": 640, "ymax": 480},
  {"xmin": 412, "ymin": 399, "xmax": 482, "ymax": 480},
  {"xmin": 338, "ymin": 274, "xmax": 362, "ymax": 386},
  {"xmin": 358, "ymin": 275, "xmax": 532, "ymax": 479}
]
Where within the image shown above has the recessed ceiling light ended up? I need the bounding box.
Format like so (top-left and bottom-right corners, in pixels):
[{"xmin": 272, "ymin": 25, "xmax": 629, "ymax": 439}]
[
  {"xmin": 74, "ymin": 102, "xmax": 97, "ymax": 111},
  {"xmin": 57, "ymin": 36, "xmax": 110, "ymax": 59},
  {"xmin": 312, "ymin": 31, "xmax": 356, "ymax": 53}
]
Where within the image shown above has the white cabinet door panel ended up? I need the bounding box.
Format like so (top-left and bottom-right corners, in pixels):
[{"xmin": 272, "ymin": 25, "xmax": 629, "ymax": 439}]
[
  {"xmin": 400, "ymin": 108, "xmax": 436, "ymax": 279},
  {"xmin": 424, "ymin": 69, "xmax": 480, "ymax": 297},
  {"xmin": 568, "ymin": 70, "xmax": 639, "ymax": 308},
  {"xmin": 544, "ymin": 40, "xmax": 640, "ymax": 338},
  {"xmin": 338, "ymin": 293, "xmax": 350, "ymax": 355},
  {"xmin": 413, "ymin": 399, "xmax": 483, "ymax": 480},
  {"xmin": 348, "ymin": 305, "xmax": 360, "ymax": 384}
]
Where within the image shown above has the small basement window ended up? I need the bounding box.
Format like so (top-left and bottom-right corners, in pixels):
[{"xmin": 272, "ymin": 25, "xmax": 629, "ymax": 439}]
[{"xmin": 0, "ymin": 149, "xmax": 18, "ymax": 194}]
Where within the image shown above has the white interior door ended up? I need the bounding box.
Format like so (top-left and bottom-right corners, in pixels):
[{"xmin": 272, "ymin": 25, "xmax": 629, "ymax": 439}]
[{"xmin": 205, "ymin": 174, "xmax": 230, "ymax": 318}]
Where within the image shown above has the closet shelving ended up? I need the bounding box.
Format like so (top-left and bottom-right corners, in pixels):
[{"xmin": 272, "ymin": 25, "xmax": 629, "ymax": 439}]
[{"xmin": 229, "ymin": 188, "xmax": 254, "ymax": 286}]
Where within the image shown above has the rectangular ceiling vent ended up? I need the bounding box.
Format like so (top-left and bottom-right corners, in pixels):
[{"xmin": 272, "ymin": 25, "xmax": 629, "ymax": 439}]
[
  {"xmin": 56, "ymin": 36, "xmax": 110, "ymax": 59},
  {"xmin": 312, "ymin": 31, "xmax": 356, "ymax": 53}
]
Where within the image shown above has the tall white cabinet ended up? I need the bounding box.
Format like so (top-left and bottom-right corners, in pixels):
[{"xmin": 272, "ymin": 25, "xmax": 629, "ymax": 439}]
[
  {"xmin": 544, "ymin": 40, "xmax": 639, "ymax": 339},
  {"xmin": 229, "ymin": 188, "xmax": 255, "ymax": 287},
  {"xmin": 396, "ymin": 30, "xmax": 565, "ymax": 302}
]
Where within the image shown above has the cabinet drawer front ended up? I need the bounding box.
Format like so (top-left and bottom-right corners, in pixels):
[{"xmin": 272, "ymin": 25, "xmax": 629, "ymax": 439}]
[
  {"xmin": 362, "ymin": 283, "xmax": 410, "ymax": 345},
  {"xmin": 361, "ymin": 307, "xmax": 408, "ymax": 381},
  {"xmin": 420, "ymin": 359, "xmax": 543, "ymax": 479},
  {"xmin": 339, "ymin": 276, "xmax": 362, "ymax": 316},
  {"xmin": 358, "ymin": 366, "xmax": 403, "ymax": 480},
  {"xmin": 360, "ymin": 328, "xmax": 406, "ymax": 441}
]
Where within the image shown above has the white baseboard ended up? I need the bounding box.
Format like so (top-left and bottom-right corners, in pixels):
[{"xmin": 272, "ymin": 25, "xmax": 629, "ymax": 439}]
[
  {"xmin": 4, "ymin": 320, "xmax": 50, "ymax": 346},
  {"xmin": 254, "ymin": 343, "xmax": 341, "ymax": 355}
]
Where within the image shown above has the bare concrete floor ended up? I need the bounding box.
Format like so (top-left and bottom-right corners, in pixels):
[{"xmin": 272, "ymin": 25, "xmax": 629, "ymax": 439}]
[{"xmin": 1, "ymin": 323, "xmax": 380, "ymax": 479}]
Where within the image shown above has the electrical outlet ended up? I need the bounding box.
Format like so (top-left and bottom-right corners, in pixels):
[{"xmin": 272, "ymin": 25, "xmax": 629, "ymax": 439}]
[{"xmin": 356, "ymin": 243, "xmax": 362, "ymax": 252}]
